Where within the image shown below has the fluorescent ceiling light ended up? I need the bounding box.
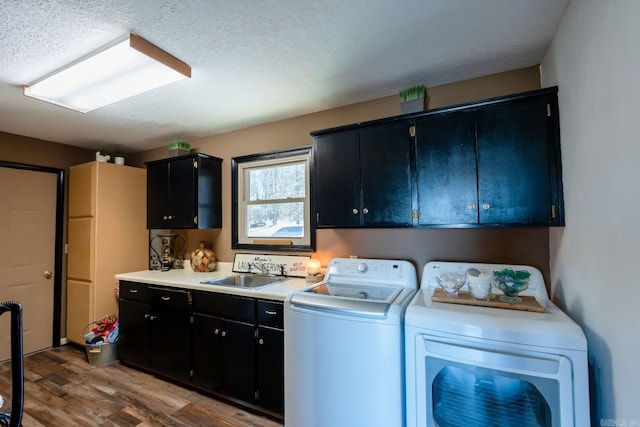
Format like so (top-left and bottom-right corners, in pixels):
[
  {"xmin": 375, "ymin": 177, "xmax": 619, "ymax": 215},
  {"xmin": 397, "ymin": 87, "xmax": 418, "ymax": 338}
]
[{"xmin": 24, "ymin": 33, "xmax": 191, "ymax": 113}]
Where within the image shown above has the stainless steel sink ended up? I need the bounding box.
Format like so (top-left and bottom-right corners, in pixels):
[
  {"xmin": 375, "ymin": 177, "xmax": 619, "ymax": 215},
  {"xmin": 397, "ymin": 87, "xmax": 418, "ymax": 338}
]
[{"xmin": 200, "ymin": 274, "xmax": 284, "ymax": 289}]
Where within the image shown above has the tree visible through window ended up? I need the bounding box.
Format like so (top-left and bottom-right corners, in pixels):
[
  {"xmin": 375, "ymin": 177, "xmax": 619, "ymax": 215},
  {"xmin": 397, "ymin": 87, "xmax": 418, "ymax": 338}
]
[{"xmin": 232, "ymin": 147, "xmax": 314, "ymax": 251}]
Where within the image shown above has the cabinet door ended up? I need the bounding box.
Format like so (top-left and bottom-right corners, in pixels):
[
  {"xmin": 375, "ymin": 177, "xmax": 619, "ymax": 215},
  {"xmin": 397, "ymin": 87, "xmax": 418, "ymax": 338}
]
[
  {"xmin": 194, "ymin": 156, "xmax": 223, "ymax": 229},
  {"xmin": 146, "ymin": 161, "xmax": 170, "ymax": 229},
  {"xmin": 476, "ymin": 96, "xmax": 553, "ymax": 224},
  {"xmin": 147, "ymin": 157, "xmax": 196, "ymax": 228},
  {"xmin": 167, "ymin": 157, "xmax": 197, "ymax": 227},
  {"xmin": 314, "ymin": 130, "xmax": 360, "ymax": 227},
  {"xmin": 192, "ymin": 314, "xmax": 256, "ymax": 403},
  {"xmin": 149, "ymin": 307, "xmax": 192, "ymax": 382},
  {"xmin": 360, "ymin": 122, "xmax": 413, "ymax": 226},
  {"xmin": 415, "ymin": 111, "xmax": 478, "ymax": 225},
  {"xmin": 257, "ymin": 326, "xmax": 284, "ymax": 414},
  {"xmin": 118, "ymin": 299, "xmax": 150, "ymax": 368}
]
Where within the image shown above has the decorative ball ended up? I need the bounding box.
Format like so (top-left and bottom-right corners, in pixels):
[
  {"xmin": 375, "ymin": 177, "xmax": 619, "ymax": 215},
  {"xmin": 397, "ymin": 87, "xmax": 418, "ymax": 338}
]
[{"xmin": 190, "ymin": 241, "xmax": 216, "ymax": 272}]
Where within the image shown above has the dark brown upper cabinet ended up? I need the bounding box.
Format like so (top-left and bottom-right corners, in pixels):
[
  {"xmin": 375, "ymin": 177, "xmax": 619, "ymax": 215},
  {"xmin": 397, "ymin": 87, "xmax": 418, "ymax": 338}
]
[
  {"xmin": 415, "ymin": 91, "xmax": 563, "ymax": 226},
  {"xmin": 313, "ymin": 121, "xmax": 413, "ymax": 228},
  {"xmin": 312, "ymin": 87, "xmax": 564, "ymax": 228},
  {"xmin": 146, "ymin": 153, "xmax": 222, "ymax": 229}
]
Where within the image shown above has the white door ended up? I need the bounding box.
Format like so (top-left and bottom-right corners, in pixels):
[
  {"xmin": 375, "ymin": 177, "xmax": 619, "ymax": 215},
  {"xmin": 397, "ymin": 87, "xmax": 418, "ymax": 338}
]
[{"xmin": 0, "ymin": 166, "xmax": 58, "ymax": 361}]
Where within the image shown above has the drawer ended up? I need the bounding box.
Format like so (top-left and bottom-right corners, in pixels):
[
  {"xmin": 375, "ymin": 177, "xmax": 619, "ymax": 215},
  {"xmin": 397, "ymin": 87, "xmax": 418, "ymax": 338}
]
[
  {"xmin": 257, "ymin": 300, "xmax": 283, "ymax": 329},
  {"xmin": 149, "ymin": 286, "xmax": 190, "ymax": 310},
  {"xmin": 119, "ymin": 281, "xmax": 149, "ymax": 303},
  {"xmin": 193, "ymin": 290, "xmax": 255, "ymax": 323}
]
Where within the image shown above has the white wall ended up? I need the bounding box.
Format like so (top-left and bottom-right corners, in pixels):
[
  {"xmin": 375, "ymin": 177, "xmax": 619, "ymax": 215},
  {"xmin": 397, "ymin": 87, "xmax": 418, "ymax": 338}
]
[{"xmin": 541, "ymin": 1, "xmax": 640, "ymax": 423}]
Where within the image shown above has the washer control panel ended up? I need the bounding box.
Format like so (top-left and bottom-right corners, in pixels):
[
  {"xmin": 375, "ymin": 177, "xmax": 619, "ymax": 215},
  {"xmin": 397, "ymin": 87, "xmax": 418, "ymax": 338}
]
[{"xmin": 325, "ymin": 258, "xmax": 417, "ymax": 289}]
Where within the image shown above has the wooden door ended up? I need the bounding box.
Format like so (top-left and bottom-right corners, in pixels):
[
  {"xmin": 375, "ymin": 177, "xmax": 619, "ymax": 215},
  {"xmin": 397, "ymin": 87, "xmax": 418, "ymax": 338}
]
[
  {"xmin": 476, "ymin": 95, "xmax": 553, "ymax": 224},
  {"xmin": 257, "ymin": 326, "xmax": 284, "ymax": 413},
  {"xmin": 0, "ymin": 167, "xmax": 57, "ymax": 361},
  {"xmin": 118, "ymin": 299, "xmax": 151, "ymax": 368},
  {"xmin": 313, "ymin": 130, "xmax": 361, "ymax": 227},
  {"xmin": 217, "ymin": 317, "xmax": 256, "ymax": 402},
  {"xmin": 360, "ymin": 121, "xmax": 413, "ymax": 226},
  {"xmin": 415, "ymin": 111, "xmax": 478, "ymax": 225},
  {"xmin": 146, "ymin": 161, "xmax": 171, "ymax": 229}
]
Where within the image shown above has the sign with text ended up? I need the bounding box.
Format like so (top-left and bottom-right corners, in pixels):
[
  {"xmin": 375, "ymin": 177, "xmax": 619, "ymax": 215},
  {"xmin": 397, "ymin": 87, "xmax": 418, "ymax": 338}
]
[{"xmin": 232, "ymin": 253, "xmax": 311, "ymax": 278}]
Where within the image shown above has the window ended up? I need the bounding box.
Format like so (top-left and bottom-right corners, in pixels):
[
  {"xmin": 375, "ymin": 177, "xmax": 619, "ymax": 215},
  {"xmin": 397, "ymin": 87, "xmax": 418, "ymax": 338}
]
[{"xmin": 232, "ymin": 146, "xmax": 314, "ymax": 252}]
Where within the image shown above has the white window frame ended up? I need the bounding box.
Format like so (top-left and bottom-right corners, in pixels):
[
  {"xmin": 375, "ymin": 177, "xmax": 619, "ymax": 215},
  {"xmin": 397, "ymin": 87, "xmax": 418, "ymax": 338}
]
[{"xmin": 232, "ymin": 146, "xmax": 314, "ymax": 252}]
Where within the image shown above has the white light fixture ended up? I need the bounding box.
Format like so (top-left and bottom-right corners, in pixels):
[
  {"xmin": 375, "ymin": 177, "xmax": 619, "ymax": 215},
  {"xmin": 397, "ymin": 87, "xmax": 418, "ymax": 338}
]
[{"xmin": 24, "ymin": 33, "xmax": 191, "ymax": 113}]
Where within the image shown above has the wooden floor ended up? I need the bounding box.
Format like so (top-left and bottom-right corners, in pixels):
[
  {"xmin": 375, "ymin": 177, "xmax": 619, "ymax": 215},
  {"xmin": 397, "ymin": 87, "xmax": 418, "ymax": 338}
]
[{"xmin": 0, "ymin": 345, "xmax": 283, "ymax": 427}]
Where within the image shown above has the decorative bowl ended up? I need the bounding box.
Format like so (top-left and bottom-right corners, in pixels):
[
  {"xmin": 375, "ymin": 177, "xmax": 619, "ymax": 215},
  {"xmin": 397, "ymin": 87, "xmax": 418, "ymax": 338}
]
[
  {"xmin": 436, "ymin": 272, "xmax": 467, "ymax": 297},
  {"xmin": 492, "ymin": 269, "xmax": 531, "ymax": 303}
]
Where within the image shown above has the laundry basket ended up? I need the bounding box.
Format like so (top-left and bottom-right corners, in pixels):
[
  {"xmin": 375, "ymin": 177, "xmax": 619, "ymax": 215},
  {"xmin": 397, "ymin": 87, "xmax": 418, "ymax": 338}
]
[{"xmin": 83, "ymin": 315, "xmax": 119, "ymax": 366}]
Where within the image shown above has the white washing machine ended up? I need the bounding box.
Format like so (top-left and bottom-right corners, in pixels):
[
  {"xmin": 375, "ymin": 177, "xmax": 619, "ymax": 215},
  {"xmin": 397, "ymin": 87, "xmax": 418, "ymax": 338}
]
[
  {"xmin": 405, "ymin": 261, "xmax": 590, "ymax": 427},
  {"xmin": 284, "ymin": 258, "xmax": 417, "ymax": 427}
]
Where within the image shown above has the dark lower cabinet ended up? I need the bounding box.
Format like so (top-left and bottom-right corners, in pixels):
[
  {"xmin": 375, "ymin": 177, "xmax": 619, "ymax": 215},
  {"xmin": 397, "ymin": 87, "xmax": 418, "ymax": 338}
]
[
  {"xmin": 148, "ymin": 287, "xmax": 192, "ymax": 382},
  {"xmin": 192, "ymin": 314, "xmax": 256, "ymax": 403},
  {"xmin": 120, "ymin": 284, "xmax": 285, "ymax": 419},
  {"xmin": 256, "ymin": 300, "xmax": 284, "ymax": 414},
  {"xmin": 257, "ymin": 326, "xmax": 284, "ymax": 413},
  {"xmin": 118, "ymin": 298, "xmax": 150, "ymax": 367},
  {"xmin": 118, "ymin": 282, "xmax": 192, "ymax": 382}
]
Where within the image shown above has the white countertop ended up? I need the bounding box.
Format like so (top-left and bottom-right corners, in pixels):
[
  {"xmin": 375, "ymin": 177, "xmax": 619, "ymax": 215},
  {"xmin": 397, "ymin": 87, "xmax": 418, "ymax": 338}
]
[{"xmin": 115, "ymin": 261, "xmax": 311, "ymax": 302}]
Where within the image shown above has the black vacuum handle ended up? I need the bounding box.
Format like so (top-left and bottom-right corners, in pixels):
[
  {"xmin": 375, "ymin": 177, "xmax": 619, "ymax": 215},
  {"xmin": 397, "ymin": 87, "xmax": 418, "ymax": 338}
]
[{"xmin": 0, "ymin": 301, "xmax": 24, "ymax": 427}]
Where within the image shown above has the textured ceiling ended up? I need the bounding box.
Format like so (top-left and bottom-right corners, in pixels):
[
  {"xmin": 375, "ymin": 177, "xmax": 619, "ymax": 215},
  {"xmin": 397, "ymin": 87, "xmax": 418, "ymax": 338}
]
[{"xmin": 0, "ymin": 0, "xmax": 569, "ymax": 153}]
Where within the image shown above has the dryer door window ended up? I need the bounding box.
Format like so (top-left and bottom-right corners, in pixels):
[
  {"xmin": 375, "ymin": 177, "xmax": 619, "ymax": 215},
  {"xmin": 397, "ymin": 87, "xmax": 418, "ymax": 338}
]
[
  {"xmin": 415, "ymin": 334, "xmax": 575, "ymax": 427},
  {"xmin": 431, "ymin": 365, "xmax": 552, "ymax": 426}
]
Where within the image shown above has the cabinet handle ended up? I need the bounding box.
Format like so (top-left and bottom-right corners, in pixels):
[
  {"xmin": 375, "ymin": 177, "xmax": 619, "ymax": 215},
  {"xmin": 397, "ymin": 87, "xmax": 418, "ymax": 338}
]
[
  {"xmin": 467, "ymin": 203, "xmax": 475, "ymax": 210},
  {"xmin": 214, "ymin": 329, "xmax": 220, "ymax": 335},
  {"xmin": 258, "ymin": 338, "xmax": 264, "ymax": 345},
  {"xmin": 161, "ymin": 296, "xmax": 171, "ymax": 301},
  {"xmin": 221, "ymin": 331, "xmax": 227, "ymax": 338},
  {"xmin": 265, "ymin": 310, "xmax": 278, "ymax": 315},
  {"xmin": 129, "ymin": 289, "xmax": 138, "ymax": 293},
  {"xmin": 352, "ymin": 208, "xmax": 358, "ymax": 215},
  {"xmin": 144, "ymin": 314, "xmax": 156, "ymax": 321},
  {"xmin": 363, "ymin": 208, "xmax": 369, "ymax": 214},
  {"xmin": 482, "ymin": 203, "xmax": 491, "ymax": 210},
  {"xmin": 163, "ymin": 215, "xmax": 174, "ymax": 220}
]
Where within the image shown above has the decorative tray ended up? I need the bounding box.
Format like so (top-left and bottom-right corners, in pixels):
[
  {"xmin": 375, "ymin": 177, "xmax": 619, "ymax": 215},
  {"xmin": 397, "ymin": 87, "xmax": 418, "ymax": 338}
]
[{"xmin": 431, "ymin": 289, "xmax": 545, "ymax": 312}]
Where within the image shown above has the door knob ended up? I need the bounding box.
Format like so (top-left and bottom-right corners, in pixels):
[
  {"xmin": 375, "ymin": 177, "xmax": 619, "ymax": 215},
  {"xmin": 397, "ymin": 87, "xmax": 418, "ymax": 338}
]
[{"xmin": 43, "ymin": 270, "xmax": 53, "ymax": 279}]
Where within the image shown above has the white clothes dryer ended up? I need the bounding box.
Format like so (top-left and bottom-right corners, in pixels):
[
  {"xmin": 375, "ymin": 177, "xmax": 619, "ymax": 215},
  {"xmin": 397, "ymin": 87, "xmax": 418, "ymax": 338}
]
[{"xmin": 405, "ymin": 261, "xmax": 590, "ymax": 427}]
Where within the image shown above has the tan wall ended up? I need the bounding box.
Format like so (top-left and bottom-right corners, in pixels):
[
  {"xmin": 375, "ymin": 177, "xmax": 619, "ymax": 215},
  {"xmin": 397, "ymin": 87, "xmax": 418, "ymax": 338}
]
[
  {"xmin": 0, "ymin": 131, "xmax": 94, "ymax": 169},
  {"xmin": 135, "ymin": 66, "xmax": 550, "ymax": 281}
]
